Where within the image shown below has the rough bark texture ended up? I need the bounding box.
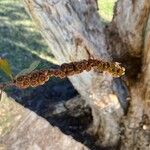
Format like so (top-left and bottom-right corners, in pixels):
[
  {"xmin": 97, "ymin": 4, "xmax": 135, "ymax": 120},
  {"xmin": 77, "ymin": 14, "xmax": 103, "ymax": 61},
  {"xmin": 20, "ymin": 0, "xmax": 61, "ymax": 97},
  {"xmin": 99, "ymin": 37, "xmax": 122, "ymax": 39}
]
[
  {"xmin": 113, "ymin": 0, "xmax": 150, "ymax": 56},
  {"xmin": 23, "ymin": 0, "xmax": 150, "ymax": 149},
  {"xmin": 23, "ymin": 0, "xmax": 124, "ymax": 147},
  {"xmin": 0, "ymin": 93, "xmax": 88, "ymax": 150},
  {"xmin": 143, "ymin": 14, "xmax": 150, "ymax": 108},
  {"xmin": 111, "ymin": 0, "xmax": 150, "ymax": 149}
]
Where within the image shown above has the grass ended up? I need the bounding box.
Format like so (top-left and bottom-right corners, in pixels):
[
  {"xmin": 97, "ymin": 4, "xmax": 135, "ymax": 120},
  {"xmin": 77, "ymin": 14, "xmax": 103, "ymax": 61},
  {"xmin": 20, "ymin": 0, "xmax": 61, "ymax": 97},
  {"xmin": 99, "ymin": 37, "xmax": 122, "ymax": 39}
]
[
  {"xmin": 98, "ymin": 0, "xmax": 117, "ymax": 22},
  {"xmin": 0, "ymin": 0, "xmax": 57, "ymax": 82},
  {"xmin": 0, "ymin": 0, "xmax": 115, "ymax": 82}
]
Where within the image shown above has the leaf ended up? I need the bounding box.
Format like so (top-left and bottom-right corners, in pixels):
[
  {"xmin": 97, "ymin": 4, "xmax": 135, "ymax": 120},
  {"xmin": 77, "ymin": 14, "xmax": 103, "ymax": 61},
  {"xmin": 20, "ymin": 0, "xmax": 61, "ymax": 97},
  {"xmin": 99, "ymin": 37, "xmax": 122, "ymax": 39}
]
[
  {"xmin": 0, "ymin": 89, "xmax": 3, "ymax": 101},
  {"xmin": 28, "ymin": 60, "xmax": 41, "ymax": 72},
  {"xmin": 0, "ymin": 58, "xmax": 13, "ymax": 79},
  {"xmin": 16, "ymin": 60, "xmax": 40, "ymax": 77}
]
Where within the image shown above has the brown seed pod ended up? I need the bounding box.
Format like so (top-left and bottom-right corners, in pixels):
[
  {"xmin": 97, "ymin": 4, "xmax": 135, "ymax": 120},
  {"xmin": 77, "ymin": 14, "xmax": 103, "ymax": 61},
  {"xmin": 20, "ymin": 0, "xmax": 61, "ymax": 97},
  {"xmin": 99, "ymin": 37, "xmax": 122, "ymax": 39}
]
[
  {"xmin": 21, "ymin": 76, "xmax": 30, "ymax": 89},
  {"xmin": 104, "ymin": 62, "xmax": 111, "ymax": 70},
  {"xmin": 88, "ymin": 59, "xmax": 97, "ymax": 67},
  {"xmin": 29, "ymin": 70, "xmax": 49, "ymax": 86},
  {"xmin": 57, "ymin": 70, "xmax": 66, "ymax": 78},
  {"xmin": 97, "ymin": 61, "xmax": 106, "ymax": 72},
  {"xmin": 93, "ymin": 59, "xmax": 101, "ymax": 66},
  {"xmin": 79, "ymin": 60, "xmax": 88, "ymax": 70},
  {"xmin": 60, "ymin": 63, "xmax": 69, "ymax": 73},
  {"xmin": 42, "ymin": 70, "xmax": 49, "ymax": 76},
  {"xmin": 48, "ymin": 70, "xmax": 55, "ymax": 77},
  {"xmin": 30, "ymin": 80, "xmax": 40, "ymax": 87},
  {"xmin": 30, "ymin": 71, "xmax": 39, "ymax": 81},
  {"xmin": 66, "ymin": 63, "xmax": 75, "ymax": 76},
  {"xmin": 14, "ymin": 75, "xmax": 30, "ymax": 89},
  {"xmin": 73, "ymin": 62, "xmax": 84, "ymax": 74},
  {"xmin": 53, "ymin": 69, "xmax": 63, "ymax": 77},
  {"xmin": 11, "ymin": 58, "xmax": 125, "ymax": 90},
  {"xmin": 29, "ymin": 71, "xmax": 40, "ymax": 87},
  {"xmin": 111, "ymin": 62, "xmax": 125, "ymax": 77},
  {"xmin": 83, "ymin": 60, "xmax": 91, "ymax": 71},
  {"xmin": 38, "ymin": 75, "xmax": 49, "ymax": 85}
]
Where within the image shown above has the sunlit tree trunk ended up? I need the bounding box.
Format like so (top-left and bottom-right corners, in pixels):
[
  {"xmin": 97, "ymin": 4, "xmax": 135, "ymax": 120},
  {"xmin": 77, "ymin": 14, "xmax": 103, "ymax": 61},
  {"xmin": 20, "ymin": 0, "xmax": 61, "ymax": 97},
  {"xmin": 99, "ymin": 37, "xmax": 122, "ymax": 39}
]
[{"xmin": 23, "ymin": 0, "xmax": 150, "ymax": 149}]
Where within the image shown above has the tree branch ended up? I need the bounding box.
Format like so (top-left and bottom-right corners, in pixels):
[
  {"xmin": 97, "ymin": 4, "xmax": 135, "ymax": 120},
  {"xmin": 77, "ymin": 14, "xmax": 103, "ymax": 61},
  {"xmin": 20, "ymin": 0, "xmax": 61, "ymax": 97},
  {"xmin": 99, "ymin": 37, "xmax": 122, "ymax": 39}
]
[
  {"xmin": 23, "ymin": 0, "xmax": 125, "ymax": 146},
  {"xmin": 113, "ymin": 0, "xmax": 150, "ymax": 56},
  {"xmin": 143, "ymin": 14, "xmax": 150, "ymax": 109}
]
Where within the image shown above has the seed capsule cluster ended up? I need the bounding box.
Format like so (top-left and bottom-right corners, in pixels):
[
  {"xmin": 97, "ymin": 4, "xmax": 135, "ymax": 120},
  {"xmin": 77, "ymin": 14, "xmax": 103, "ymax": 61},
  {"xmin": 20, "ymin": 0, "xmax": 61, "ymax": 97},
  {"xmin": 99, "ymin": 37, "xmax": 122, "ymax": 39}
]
[
  {"xmin": 13, "ymin": 59, "xmax": 125, "ymax": 89},
  {"xmin": 13, "ymin": 70, "xmax": 50, "ymax": 89}
]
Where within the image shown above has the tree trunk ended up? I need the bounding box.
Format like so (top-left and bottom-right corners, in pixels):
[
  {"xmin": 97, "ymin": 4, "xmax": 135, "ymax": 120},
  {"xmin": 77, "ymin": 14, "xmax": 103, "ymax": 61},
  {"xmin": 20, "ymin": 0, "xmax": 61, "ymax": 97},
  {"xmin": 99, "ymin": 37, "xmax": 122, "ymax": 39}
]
[
  {"xmin": 0, "ymin": 93, "xmax": 88, "ymax": 150},
  {"xmin": 23, "ymin": 0, "xmax": 150, "ymax": 149}
]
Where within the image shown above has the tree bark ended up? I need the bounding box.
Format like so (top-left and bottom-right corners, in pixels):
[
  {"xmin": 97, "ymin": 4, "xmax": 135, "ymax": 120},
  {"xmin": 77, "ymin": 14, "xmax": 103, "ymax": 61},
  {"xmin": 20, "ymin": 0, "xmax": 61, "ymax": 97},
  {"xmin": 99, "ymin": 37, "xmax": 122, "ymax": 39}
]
[
  {"xmin": 110, "ymin": 0, "xmax": 150, "ymax": 149},
  {"xmin": 23, "ymin": 0, "xmax": 150, "ymax": 149},
  {"xmin": 0, "ymin": 93, "xmax": 88, "ymax": 150}
]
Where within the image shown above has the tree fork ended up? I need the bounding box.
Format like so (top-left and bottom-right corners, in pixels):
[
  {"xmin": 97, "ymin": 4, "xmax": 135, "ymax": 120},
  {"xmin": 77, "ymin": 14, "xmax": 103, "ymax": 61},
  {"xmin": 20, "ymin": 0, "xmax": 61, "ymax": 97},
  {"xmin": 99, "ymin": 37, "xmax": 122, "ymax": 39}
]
[{"xmin": 23, "ymin": 0, "xmax": 150, "ymax": 148}]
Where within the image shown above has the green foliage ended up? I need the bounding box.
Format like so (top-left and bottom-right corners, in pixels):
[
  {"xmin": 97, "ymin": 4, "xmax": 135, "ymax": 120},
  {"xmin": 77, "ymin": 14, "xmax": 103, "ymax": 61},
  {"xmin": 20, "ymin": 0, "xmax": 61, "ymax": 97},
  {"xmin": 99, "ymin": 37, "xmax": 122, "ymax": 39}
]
[
  {"xmin": 0, "ymin": 0, "xmax": 55, "ymax": 82},
  {"xmin": 0, "ymin": 58, "xmax": 13, "ymax": 80},
  {"xmin": 16, "ymin": 60, "xmax": 40, "ymax": 77},
  {"xmin": 98, "ymin": 0, "xmax": 116, "ymax": 22}
]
